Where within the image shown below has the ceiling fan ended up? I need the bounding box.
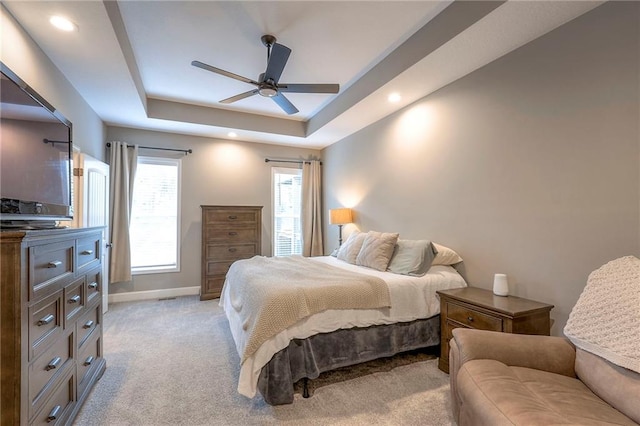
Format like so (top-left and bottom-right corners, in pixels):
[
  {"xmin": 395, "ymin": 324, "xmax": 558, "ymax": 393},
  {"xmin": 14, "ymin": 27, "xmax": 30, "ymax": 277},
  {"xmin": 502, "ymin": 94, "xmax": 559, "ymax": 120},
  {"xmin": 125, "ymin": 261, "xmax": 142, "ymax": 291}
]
[{"xmin": 191, "ymin": 35, "xmax": 340, "ymax": 115}]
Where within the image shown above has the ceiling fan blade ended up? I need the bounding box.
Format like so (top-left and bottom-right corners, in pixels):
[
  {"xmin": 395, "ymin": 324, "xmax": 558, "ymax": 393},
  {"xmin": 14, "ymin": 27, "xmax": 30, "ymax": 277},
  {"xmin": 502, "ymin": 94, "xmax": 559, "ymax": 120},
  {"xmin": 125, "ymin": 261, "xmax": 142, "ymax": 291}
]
[
  {"xmin": 220, "ymin": 89, "xmax": 259, "ymax": 104},
  {"xmin": 263, "ymin": 43, "xmax": 291, "ymax": 84},
  {"xmin": 191, "ymin": 60, "xmax": 259, "ymax": 86},
  {"xmin": 271, "ymin": 93, "xmax": 298, "ymax": 115},
  {"xmin": 277, "ymin": 84, "xmax": 340, "ymax": 94}
]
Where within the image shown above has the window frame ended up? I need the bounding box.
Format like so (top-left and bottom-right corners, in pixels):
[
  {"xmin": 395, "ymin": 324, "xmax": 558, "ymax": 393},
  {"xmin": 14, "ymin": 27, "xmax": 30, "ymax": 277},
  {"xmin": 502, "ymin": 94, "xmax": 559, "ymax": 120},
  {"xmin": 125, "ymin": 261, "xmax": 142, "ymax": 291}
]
[
  {"xmin": 271, "ymin": 166, "xmax": 303, "ymax": 257},
  {"xmin": 130, "ymin": 155, "xmax": 182, "ymax": 275}
]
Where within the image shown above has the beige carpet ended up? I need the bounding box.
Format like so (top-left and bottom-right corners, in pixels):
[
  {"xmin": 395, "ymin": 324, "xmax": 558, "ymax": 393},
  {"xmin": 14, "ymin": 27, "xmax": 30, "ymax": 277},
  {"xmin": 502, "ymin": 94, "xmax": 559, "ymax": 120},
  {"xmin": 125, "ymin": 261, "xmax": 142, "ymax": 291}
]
[{"xmin": 74, "ymin": 296, "xmax": 454, "ymax": 425}]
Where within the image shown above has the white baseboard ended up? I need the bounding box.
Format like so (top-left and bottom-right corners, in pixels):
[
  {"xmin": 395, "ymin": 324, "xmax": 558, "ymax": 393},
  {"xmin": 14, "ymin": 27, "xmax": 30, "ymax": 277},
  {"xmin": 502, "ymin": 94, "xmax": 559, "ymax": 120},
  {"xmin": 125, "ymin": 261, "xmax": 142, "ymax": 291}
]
[{"xmin": 108, "ymin": 286, "xmax": 200, "ymax": 304}]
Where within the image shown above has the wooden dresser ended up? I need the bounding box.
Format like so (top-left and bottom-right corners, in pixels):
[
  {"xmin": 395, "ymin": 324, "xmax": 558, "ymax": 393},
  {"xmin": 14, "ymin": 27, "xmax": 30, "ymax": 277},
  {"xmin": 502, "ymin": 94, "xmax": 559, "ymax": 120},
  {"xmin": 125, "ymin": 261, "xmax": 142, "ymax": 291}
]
[
  {"xmin": 200, "ymin": 206, "xmax": 262, "ymax": 300},
  {"xmin": 436, "ymin": 287, "xmax": 553, "ymax": 373},
  {"xmin": 1, "ymin": 227, "xmax": 106, "ymax": 425}
]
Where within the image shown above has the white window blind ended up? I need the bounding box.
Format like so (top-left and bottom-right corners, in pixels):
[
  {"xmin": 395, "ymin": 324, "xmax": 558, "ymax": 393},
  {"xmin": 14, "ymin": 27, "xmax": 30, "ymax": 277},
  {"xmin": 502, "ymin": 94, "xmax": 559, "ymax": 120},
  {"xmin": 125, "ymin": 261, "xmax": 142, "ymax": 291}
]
[
  {"xmin": 130, "ymin": 156, "xmax": 181, "ymax": 273},
  {"xmin": 272, "ymin": 167, "xmax": 302, "ymax": 256}
]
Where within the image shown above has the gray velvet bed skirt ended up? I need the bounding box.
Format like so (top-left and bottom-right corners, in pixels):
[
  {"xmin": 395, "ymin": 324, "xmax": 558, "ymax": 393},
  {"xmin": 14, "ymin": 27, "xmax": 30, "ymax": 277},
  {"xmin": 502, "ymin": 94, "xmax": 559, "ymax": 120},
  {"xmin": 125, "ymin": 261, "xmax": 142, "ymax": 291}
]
[{"xmin": 257, "ymin": 314, "xmax": 441, "ymax": 405}]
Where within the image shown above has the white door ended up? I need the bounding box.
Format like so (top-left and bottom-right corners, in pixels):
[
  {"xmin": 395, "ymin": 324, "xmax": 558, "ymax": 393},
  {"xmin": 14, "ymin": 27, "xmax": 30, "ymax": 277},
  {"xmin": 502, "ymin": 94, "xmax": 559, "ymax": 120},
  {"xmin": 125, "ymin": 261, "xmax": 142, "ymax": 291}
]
[{"xmin": 74, "ymin": 152, "xmax": 110, "ymax": 313}]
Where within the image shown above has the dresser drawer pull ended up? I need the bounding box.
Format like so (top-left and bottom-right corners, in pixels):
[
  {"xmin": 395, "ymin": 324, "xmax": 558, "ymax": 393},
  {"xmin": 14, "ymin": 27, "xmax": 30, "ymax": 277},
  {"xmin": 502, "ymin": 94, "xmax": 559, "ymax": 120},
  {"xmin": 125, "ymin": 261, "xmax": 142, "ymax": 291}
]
[
  {"xmin": 84, "ymin": 356, "xmax": 94, "ymax": 366},
  {"xmin": 228, "ymin": 215, "xmax": 237, "ymax": 220},
  {"xmin": 68, "ymin": 295, "xmax": 81, "ymax": 304},
  {"xmin": 37, "ymin": 314, "xmax": 55, "ymax": 326},
  {"xmin": 228, "ymin": 248, "xmax": 237, "ymax": 252},
  {"xmin": 45, "ymin": 357, "xmax": 62, "ymax": 371},
  {"xmin": 228, "ymin": 231, "xmax": 238, "ymax": 236},
  {"xmin": 88, "ymin": 282, "xmax": 98, "ymax": 290},
  {"xmin": 47, "ymin": 260, "xmax": 63, "ymax": 268},
  {"xmin": 47, "ymin": 405, "xmax": 61, "ymax": 422},
  {"xmin": 83, "ymin": 320, "xmax": 94, "ymax": 329},
  {"xmin": 467, "ymin": 316, "xmax": 474, "ymax": 322},
  {"xmin": 81, "ymin": 249, "xmax": 94, "ymax": 255}
]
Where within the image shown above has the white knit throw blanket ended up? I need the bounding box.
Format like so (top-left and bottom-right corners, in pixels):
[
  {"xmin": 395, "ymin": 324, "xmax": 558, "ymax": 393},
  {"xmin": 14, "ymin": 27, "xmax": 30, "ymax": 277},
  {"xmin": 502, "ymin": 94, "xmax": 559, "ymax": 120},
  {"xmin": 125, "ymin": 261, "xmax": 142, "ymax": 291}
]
[
  {"xmin": 564, "ymin": 255, "xmax": 640, "ymax": 373},
  {"xmin": 225, "ymin": 255, "xmax": 391, "ymax": 363}
]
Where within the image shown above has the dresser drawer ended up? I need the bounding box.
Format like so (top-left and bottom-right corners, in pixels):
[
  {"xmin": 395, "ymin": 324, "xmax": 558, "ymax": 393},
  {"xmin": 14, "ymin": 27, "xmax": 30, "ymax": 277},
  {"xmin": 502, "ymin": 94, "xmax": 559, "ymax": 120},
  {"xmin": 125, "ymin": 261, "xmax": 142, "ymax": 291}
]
[
  {"xmin": 205, "ymin": 260, "xmax": 235, "ymax": 276},
  {"xmin": 29, "ymin": 291, "xmax": 64, "ymax": 361},
  {"xmin": 29, "ymin": 240, "xmax": 75, "ymax": 301},
  {"xmin": 204, "ymin": 277, "xmax": 225, "ymax": 295},
  {"xmin": 204, "ymin": 209, "xmax": 259, "ymax": 224},
  {"xmin": 76, "ymin": 236, "xmax": 100, "ymax": 273},
  {"xmin": 77, "ymin": 304, "xmax": 100, "ymax": 349},
  {"xmin": 31, "ymin": 370, "xmax": 75, "ymax": 425},
  {"xmin": 64, "ymin": 276, "xmax": 85, "ymax": 327},
  {"xmin": 205, "ymin": 243, "xmax": 257, "ymax": 261},
  {"xmin": 85, "ymin": 266, "xmax": 102, "ymax": 306},
  {"xmin": 446, "ymin": 302, "xmax": 503, "ymax": 331},
  {"xmin": 77, "ymin": 330, "xmax": 102, "ymax": 398},
  {"xmin": 204, "ymin": 226, "xmax": 259, "ymax": 243},
  {"xmin": 29, "ymin": 332, "xmax": 73, "ymax": 417}
]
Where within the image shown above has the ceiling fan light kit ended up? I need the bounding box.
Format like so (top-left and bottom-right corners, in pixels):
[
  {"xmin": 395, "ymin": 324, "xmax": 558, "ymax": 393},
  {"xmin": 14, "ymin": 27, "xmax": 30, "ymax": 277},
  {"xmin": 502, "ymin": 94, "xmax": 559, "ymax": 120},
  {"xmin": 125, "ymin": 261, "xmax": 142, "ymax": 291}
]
[{"xmin": 192, "ymin": 34, "xmax": 340, "ymax": 115}]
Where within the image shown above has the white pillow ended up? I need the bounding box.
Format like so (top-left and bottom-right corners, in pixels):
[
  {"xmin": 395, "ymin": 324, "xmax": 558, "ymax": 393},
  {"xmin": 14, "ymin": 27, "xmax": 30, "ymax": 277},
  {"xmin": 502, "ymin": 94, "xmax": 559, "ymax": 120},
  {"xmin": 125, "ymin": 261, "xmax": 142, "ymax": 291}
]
[
  {"xmin": 356, "ymin": 231, "xmax": 399, "ymax": 271},
  {"xmin": 387, "ymin": 239, "xmax": 437, "ymax": 276},
  {"xmin": 336, "ymin": 231, "xmax": 367, "ymax": 264},
  {"xmin": 432, "ymin": 243, "xmax": 463, "ymax": 265}
]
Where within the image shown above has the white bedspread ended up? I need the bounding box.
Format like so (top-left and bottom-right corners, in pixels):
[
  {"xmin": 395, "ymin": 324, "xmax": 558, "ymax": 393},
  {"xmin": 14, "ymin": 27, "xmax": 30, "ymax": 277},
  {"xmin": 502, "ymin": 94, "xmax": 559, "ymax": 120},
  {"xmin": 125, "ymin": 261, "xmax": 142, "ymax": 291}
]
[{"xmin": 220, "ymin": 256, "xmax": 467, "ymax": 398}]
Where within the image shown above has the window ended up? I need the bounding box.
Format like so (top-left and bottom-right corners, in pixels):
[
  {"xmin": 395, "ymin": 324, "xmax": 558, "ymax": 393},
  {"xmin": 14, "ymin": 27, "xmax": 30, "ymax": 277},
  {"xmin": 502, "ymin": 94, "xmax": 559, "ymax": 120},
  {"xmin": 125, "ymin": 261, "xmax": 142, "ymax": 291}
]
[
  {"xmin": 272, "ymin": 167, "xmax": 302, "ymax": 256},
  {"xmin": 130, "ymin": 156, "xmax": 181, "ymax": 273}
]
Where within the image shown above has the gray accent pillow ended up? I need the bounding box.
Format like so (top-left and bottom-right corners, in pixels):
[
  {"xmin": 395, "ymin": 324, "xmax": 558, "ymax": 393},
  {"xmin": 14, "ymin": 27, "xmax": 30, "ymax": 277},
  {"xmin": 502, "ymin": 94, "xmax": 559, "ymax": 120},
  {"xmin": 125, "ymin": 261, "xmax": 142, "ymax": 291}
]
[
  {"xmin": 355, "ymin": 231, "xmax": 399, "ymax": 271},
  {"xmin": 387, "ymin": 239, "xmax": 437, "ymax": 276},
  {"xmin": 336, "ymin": 231, "xmax": 367, "ymax": 264}
]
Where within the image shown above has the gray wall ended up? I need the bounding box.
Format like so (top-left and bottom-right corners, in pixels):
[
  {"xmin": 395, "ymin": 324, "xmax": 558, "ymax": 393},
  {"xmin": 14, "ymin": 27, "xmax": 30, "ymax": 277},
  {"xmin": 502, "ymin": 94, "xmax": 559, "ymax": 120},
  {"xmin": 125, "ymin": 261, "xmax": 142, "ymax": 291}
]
[
  {"xmin": 0, "ymin": 5, "xmax": 105, "ymax": 161},
  {"xmin": 322, "ymin": 2, "xmax": 640, "ymax": 334},
  {"xmin": 106, "ymin": 127, "xmax": 320, "ymax": 294}
]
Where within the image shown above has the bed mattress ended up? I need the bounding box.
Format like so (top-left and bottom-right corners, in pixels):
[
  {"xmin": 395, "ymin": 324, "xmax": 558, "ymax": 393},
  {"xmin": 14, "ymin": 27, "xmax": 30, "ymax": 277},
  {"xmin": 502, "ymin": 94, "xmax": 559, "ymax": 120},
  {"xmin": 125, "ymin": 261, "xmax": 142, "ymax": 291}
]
[{"xmin": 219, "ymin": 255, "xmax": 467, "ymax": 398}]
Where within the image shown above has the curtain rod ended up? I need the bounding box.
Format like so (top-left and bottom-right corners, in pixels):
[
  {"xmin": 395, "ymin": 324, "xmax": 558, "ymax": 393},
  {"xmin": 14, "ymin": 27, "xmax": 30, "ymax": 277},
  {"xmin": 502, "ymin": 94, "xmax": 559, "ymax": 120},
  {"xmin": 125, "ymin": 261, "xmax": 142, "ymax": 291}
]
[
  {"xmin": 265, "ymin": 158, "xmax": 322, "ymax": 165},
  {"xmin": 106, "ymin": 142, "xmax": 192, "ymax": 155}
]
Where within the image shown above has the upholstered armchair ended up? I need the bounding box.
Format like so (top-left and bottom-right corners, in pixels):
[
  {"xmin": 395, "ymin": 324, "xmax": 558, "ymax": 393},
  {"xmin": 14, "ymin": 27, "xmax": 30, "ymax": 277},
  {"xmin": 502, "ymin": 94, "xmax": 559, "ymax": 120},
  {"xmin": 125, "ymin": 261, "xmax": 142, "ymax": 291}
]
[{"xmin": 449, "ymin": 256, "xmax": 640, "ymax": 426}]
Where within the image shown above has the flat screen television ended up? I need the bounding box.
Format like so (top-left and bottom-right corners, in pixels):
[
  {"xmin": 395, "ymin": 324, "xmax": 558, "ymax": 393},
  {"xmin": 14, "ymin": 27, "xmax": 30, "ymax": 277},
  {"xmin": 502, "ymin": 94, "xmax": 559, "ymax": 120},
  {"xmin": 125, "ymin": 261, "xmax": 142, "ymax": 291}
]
[{"xmin": 0, "ymin": 62, "xmax": 73, "ymax": 228}]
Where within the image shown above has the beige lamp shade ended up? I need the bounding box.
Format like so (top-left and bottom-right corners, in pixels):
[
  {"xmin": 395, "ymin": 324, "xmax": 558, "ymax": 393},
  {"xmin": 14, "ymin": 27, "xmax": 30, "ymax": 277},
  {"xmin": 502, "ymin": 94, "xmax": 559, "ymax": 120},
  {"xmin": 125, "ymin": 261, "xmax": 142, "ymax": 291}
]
[{"xmin": 329, "ymin": 208, "xmax": 353, "ymax": 225}]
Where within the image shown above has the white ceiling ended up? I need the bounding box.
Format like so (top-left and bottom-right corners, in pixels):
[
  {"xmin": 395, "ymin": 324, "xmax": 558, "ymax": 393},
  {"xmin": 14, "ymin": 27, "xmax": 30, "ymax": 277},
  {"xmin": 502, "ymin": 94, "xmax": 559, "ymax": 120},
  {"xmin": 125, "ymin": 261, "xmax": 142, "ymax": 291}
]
[{"xmin": 3, "ymin": 1, "xmax": 602, "ymax": 149}]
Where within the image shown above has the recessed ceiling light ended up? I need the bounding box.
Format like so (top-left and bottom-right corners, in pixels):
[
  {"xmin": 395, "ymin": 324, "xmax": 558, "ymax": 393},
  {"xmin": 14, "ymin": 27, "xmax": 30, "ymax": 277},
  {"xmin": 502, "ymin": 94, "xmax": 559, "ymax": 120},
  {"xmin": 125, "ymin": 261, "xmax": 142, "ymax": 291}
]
[
  {"xmin": 228, "ymin": 132, "xmax": 238, "ymax": 138},
  {"xmin": 50, "ymin": 16, "xmax": 77, "ymax": 32},
  {"xmin": 388, "ymin": 93, "xmax": 401, "ymax": 103}
]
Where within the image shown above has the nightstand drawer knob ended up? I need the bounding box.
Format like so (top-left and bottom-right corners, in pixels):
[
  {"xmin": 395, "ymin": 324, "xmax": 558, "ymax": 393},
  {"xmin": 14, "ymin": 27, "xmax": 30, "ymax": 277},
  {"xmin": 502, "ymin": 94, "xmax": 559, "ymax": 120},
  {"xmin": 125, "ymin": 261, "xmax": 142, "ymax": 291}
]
[
  {"xmin": 88, "ymin": 282, "xmax": 98, "ymax": 290},
  {"xmin": 467, "ymin": 316, "xmax": 474, "ymax": 322},
  {"xmin": 68, "ymin": 295, "xmax": 81, "ymax": 304},
  {"xmin": 83, "ymin": 320, "xmax": 94, "ymax": 329},
  {"xmin": 84, "ymin": 356, "xmax": 94, "ymax": 366}
]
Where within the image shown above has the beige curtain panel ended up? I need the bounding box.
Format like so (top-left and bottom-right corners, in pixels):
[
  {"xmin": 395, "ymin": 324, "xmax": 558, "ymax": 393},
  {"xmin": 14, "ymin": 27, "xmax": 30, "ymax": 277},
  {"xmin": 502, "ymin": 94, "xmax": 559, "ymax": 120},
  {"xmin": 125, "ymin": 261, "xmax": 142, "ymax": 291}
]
[
  {"xmin": 108, "ymin": 141, "xmax": 138, "ymax": 284},
  {"xmin": 302, "ymin": 160, "xmax": 324, "ymax": 257}
]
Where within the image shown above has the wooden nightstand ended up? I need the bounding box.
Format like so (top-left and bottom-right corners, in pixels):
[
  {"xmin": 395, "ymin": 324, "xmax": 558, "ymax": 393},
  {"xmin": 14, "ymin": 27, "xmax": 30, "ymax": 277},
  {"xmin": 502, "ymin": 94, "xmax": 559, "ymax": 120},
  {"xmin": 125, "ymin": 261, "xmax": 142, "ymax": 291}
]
[{"xmin": 436, "ymin": 287, "xmax": 554, "ymax": 373}]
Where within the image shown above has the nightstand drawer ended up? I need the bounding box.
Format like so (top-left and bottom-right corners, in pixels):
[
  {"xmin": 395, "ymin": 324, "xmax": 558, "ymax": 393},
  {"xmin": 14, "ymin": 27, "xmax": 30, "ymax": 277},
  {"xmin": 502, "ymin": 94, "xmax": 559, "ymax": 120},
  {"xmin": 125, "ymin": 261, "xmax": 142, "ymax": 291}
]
[{"xmin": 446, "ymin": 302, "xmax": 502, "ymax": 331}]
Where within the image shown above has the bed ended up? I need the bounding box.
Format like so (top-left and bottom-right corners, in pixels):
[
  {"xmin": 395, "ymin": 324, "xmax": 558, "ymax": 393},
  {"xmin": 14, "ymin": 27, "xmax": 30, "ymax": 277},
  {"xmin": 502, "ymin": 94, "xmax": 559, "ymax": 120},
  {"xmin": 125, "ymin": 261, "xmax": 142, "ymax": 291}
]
[{"xmin": 219, "ymin": 235, "xmax": 467, "ymax": 405}]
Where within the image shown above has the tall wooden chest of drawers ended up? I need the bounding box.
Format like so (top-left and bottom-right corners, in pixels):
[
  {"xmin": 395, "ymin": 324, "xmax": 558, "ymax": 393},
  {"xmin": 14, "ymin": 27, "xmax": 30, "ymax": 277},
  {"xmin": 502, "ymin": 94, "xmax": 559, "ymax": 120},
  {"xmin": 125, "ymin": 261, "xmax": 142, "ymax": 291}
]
[
  {"xmin": 201, "ymin": 205, "xmax": 262, "ymax": 300},
  {"xmin": 1, "ymin": 227, "xmax": 106, "ymax": 425}
]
